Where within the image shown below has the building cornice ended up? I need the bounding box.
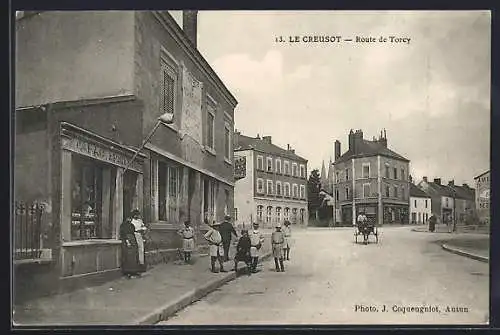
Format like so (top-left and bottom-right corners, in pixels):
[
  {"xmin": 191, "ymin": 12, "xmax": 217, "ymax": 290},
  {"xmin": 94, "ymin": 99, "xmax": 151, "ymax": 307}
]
[
  {"xmin": 334, "ymin": 153, "xmax": 410, "ymax": 165},
  {"xmin": 152, "ymin": 11, "xmax": 238, "ymax": 109},
  {"xmin": 16, "ymin": 94, "xmax": 137, "ymax": 111}
]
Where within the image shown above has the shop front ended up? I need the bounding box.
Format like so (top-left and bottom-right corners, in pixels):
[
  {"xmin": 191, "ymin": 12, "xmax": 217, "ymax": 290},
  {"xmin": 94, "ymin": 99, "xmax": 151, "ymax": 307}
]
[
  {"xmin": 59, "ymin": 123, "xmax": 145, "ymax": 278},
  {"xmin": 383, "ymin": 204, "xmax": 409, "ymax": 225}
]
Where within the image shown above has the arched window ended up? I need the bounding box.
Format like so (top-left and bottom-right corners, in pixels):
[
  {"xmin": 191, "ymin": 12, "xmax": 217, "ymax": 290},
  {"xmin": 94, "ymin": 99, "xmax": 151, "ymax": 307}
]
[
  {"xmin": 257, "ymin": 205, "xmax": 263, "ymax": 222},
  {"xmin": 276, "ymin": 207, "xmax": 282, "ymax": 223},
  {"xmin": 266, "ymin": 206, "xmax": 273, "ymax": 223}
]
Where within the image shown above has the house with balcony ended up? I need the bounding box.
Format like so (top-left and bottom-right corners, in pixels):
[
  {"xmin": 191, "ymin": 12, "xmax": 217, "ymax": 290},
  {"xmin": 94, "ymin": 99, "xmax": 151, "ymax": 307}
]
[
  {"xmin": 233, "ymin": 132, "xmax": 308, "ymax": 228},
  {"xmin": 14, "ymin": 10, "xmax": 237, "ymax": 302},
  {"xmin": 332, "ymin": 129, "xmax": 411, "ymax": 226}
]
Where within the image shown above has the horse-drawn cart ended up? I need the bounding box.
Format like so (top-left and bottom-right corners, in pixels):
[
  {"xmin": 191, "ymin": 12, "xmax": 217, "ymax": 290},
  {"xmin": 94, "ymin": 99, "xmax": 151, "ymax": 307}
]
[{"xmin": 354, "ymin": 219, "xmax": 379, "ymax": 244}]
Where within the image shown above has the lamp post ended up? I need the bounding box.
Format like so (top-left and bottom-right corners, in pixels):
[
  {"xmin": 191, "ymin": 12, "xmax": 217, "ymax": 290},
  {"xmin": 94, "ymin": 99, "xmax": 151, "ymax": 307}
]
[{"xmin": 123, "ymin": 112, "xmax": 174, "ymax": 173}]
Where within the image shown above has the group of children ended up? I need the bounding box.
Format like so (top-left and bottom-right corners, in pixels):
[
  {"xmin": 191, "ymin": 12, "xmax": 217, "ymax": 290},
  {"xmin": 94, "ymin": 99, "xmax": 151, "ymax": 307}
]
[{"xmin": 177, "ymin": 218, "xmax": 293, "ymax": 274}]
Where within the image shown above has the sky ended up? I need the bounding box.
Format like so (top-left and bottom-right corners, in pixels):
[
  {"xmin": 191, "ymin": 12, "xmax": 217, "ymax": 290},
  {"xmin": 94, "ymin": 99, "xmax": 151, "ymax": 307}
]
[{"xmin": 170, "ymin": 10, "xmax": 490, "ymax": 186}]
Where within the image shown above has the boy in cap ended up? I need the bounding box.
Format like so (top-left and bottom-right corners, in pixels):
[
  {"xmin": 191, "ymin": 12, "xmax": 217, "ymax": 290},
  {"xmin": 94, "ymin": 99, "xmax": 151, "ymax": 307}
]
[
  {"xmin": 204, "ymin": 221, "xmax": 226, "ymax": 273},
  {"xmin": 249, "ymin": 222, "xmax": 264, "ymax": 273},
  {"xmin": 271, "ymin": 222, "xmax": 285, "ymax": 272}
]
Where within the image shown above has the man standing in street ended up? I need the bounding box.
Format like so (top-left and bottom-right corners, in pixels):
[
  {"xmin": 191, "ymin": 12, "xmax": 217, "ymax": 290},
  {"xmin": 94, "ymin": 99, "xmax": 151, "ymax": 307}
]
[
  {"xmin": 249, "ymin": 222, "xmax": 264, "ymax": 273},
  {"xmin": 271, "ymin": 222, "xmax": 285, "ymax": 272},
  {"xmin": 219, "ymin": 215, "xmax": 238, "ymax": 262},
  {"xmin": 204, "ymin": 221, "xmax": 226, "ymax": 273}
]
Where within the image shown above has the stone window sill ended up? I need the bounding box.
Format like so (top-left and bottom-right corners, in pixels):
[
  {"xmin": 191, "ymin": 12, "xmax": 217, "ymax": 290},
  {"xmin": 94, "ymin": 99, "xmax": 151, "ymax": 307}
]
[{"xmin": 205, "ymin": 146, "xmax": 216, "ymax": 156}]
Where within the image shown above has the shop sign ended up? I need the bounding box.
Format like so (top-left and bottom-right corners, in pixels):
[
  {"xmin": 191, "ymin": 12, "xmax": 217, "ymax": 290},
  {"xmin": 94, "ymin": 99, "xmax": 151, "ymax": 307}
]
[
  {"xmin": 234, "ymin": 156, "xmax": 246, "ymax": 180},
  {"xmin": 62, "ymin": 137, "xmax": 142, "ymax": 171}
]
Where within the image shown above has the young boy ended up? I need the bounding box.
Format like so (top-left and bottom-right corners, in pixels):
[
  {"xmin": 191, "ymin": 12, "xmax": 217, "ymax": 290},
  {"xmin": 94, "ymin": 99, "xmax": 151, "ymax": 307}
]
[
  {"xmin": 271, "ymin": 222, "xmax": 285, "ymax": 272},
  {"xmin": 234, "ymin": 229, "xmax": 252, "ymax": 275}
]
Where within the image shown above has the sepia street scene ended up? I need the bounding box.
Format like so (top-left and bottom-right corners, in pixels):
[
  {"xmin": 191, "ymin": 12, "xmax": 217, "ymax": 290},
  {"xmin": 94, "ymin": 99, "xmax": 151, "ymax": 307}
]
[{"xmin": 13, "ymin": 10, "xmax": 490, "ymax": 326}]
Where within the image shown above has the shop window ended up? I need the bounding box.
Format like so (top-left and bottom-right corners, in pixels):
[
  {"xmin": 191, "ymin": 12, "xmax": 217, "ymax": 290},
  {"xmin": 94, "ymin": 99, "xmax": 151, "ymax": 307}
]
[
  {"xmin": 266, "ymin": 206, "xmax": 272, "ymax": 223},
  {"xmin": 276, "ymin": 207, "xmax": 282, "ymax": 223},
  {"xmin": 158, "ymin": 162, "xmax": 181, "ymax": 223},
  {"xmin": 284, "ymin": 207, "xmax": 290, "ymax": 220},
  {"xmin": 203, "ymin": 178, "xmax": 217, "ymax": 223},
  {"xmin": 71, "ymin": 156, "xmax": 107, "ymax": 240},
  {"xmin": 299, "ymin": 209, "xmax": 305, "ymax": 223},
  {"xmin": 292, "ymin": 208, "xmax": 298, "ymax": 223}
]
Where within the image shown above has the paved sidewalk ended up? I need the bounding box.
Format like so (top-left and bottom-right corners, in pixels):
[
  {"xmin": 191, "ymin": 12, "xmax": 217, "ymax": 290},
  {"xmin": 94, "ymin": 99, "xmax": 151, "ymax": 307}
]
[
  {"xmin": 13, "ymin": 236, "xmax": 272, "ymax": 326},
  {"xmin": 441, "ymin": 236, "xmax": 489, "ymax": 262},
  {"xmin": 412, "ymin": 224, "xmax": 454, "ymax": 233}
]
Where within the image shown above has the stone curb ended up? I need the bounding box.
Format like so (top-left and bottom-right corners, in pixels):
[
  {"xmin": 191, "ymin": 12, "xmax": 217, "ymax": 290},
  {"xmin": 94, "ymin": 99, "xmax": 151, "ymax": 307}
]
[
  {"xmin": 441, "ymin": 244, "xmax": 489, "ymax": 263},
  {"xmin": 135, "ymin": 251, "xmax": 273, "ymax": 325}
]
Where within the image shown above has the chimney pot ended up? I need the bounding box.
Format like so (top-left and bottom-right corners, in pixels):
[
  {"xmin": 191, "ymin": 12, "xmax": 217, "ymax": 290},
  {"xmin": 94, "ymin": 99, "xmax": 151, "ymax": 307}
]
[
  {"xmin": 448, "ymin": 180, "xmax": 455, "ymax": 186},
  {"xmin": 423, "ymin": 176, "xmax": 428, "ymax": 182},
  {"xmin": 182, "ymin": 10, "xmax": 198, "ymax": 48},
  {"xmin": 334, "ymin": 140, "xmax": 341, "ymax": 160},
  {"xmin": 434, "ymin": 178, "xmax": 441, "ymax": 185}
]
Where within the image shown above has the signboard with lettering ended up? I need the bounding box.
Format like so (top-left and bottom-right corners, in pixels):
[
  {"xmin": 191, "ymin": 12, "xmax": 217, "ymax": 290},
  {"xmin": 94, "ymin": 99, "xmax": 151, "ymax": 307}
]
[
  {"xmin": 234, "ymin": 156, "xmax": 246, "ymax": 180},
  {"xmin": 181, "ymin": 65, "xmax": 203, "ymax": 147},
  {"xmin": 61, "ymin": 137, "xmax": 142, "ymax": 172}
]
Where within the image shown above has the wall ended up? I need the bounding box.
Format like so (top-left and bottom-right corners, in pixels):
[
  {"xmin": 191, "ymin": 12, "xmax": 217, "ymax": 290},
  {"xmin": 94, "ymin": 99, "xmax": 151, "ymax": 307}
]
[
  {"xmin": 410, "ymin": 196, "xmax": 432, "ymax": 223},
  {"xmin": 475, "ymin": 172, "xmax": 490, "ymax": 224},
  {"xmin": 134, "ymin": 12, "xmax": 235, "ymax": 184},
  {"xmin": 16, "ymin": 11, "xmax": 135, "ymax": 107},
  {"xmin": 234, "ymin": 150, "xmax": 254, "ymax": 225}
]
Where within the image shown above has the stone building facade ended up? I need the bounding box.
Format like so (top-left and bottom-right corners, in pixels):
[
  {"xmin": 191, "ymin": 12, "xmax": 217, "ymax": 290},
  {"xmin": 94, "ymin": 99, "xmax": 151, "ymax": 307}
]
[
  {"xmin": 14, "ymin": 11, "xmax": 237, "ymax": 300},
  {"xmin": 474, "ymin": 170, "xmax": 490, "ymax": 225},
  {"xmin": 332, "ymin": 129, "xmax": 410, "ymax": 226},
  {"xmin": 233, "ymin": 133, "xmax": 308, "ymax": 228}
]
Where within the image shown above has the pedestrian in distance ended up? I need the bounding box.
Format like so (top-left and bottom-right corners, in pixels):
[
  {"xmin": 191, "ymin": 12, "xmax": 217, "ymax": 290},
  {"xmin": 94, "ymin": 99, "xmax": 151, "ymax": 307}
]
[
  {"xmin": 204, "ymin": 221, "xmax": 226, "ymax": 273},
  {"xmin": 178, "ymin": 220, "xmax": 195, "ymax": 264},
  {"xmin": 219, "ymin": 215, "xmax": 238, "ymax": 262},
  {"xmin": 249, "ymin": 222, "xmax": 265, "ymax": 273},
  {"xmin": 429, "ymin": 215, "xmax": 436, "ymax": 232},
  {"xmin": 282, "ymin": 220, "xmax": 292, "ymax": 261},
  {"xmin": 233, "ymin": 229, "xmax": 252, "ymax": 275},
  {"xmin": 271, "ymin": 222, "xmax": 285, "ymax": 272},
  {"xmin": 120, "ymin": 209, "xmax": 148, "ymax": 278}
]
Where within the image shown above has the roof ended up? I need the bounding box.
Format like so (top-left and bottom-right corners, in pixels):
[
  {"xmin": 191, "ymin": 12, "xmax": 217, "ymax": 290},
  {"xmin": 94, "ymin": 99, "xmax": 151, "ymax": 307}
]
[
  {"xmin": 334, "ymin": 139, "xmax": 409, "ymax": 164},
  {"xmin": 449, "ymin": 184, "xmax": 475, "ymax": 201},
  {"xmin": 235, "ymin": 134, "xmax": 308, "ymax": 162},
  {"xmin": 409, "ymin": 183, "xmax": 430, "ymax": 198},
  {"xmin": 474, "ymin": 170, "xmax": 490, "ymax": 180},
  {"xmin": 421, "ymin": 181, "xmax": 475, "ymax": 200}
]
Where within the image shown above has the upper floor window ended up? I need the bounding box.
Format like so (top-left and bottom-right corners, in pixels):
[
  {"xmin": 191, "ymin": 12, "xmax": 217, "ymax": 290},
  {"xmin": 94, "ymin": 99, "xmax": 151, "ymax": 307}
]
[
  {"xmin": 276, "ymin": 159, "xmax": 282, "ymax": 174},
  {"xmin": 276, "ymin": 181, "xmax": 282, "ymax": 196},
  {"xmin": 385, "ymin": 185, "xmax": 390, "ymax": 197},
  {"xmin": 292, "ymin": 184, "xmax": 298, "ymax": 198},
  {"xmin": 335, "ymin": 189, "xmax": 339, "ymax": 200},
  {"xmin": 393, "ymin": 186, "xmax": 398, "ymax": 198},
  {"xmin": 401, "ymin": 168, "xmax": 405, "ymax": 181},
  {"xmin": 363, "ymin": 183, "xmax": 370, "ymax": 198},
  {"xmin": 300, "ymin": 185, "xmax": 306, "ymax": 199},
  {"xmin": 160, "ymin": 52, "xmax": 178, "ymax": 117},
  {"xmin": 393, "ymin": 167, "xmax": 398, "ymax": 180},
  {"xmin": 257, "ymin": 155, "xmax": 264, "ymax": 171},
  {"xmin": 345, "ymin": 168, "xmax": 349, "ymax": 181},
  {"xmin": 425, "ymin": 199, "xmax": 428, "ymax": 208},
  {"xmin": 267, "ymin": 180, "xmax": 274, "ymax": 195},
  {"xmin": 345, "ymin": 187, "xmax": 350, "ymax": 200},
  {"xmin": 385, "ymin": 164, "xmax": 390, "ymax": 178},
  {"xmin": 414, "ymin": 200, "xmax": 417, "ymax": 207},
  {"xmin": 362, "ymin": 163, "xmax": 370, "ymax": 178},
  {"xmin": 284, "ymin": 161, "xmax": 290, "ymax": 175},
  {"xmin": 300, "ymin": 164, "xmax": 306, "ymax": 178},
  {"xmin": 257, "ymin": 178, "xmax": 264, "ymax": 194},
  {"xmin": 206, "ymin": 102, "xmax": 215, "ymax": 150},
  {"xmin": 224, "ymin": 122, "xmax": 231, "ymax": 162},
  {"xmin": 284, "ymin": 182, "xmax": 290, "ymax": 197},
  {"xmin": 292, "ymin": 163, "xmax": 298, "ymax": 177},
  {"xmin": 266, "ymin": 157, "xmax": 273, "ymax": 172},
  {"xmin": 335, "ymin": 172, "xmax": 339, "ymax": 183}
]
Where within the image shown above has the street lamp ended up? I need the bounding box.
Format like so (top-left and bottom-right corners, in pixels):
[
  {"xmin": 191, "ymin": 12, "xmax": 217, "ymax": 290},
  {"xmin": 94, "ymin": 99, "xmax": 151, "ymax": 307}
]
[{"xmin": 123, "ymin": 112, "xmax": 174, "ymax": 173}]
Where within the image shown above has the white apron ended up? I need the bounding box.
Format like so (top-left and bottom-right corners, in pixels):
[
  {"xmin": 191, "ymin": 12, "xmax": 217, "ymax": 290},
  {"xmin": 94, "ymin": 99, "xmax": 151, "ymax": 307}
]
[
  {"xmin": 132, "ymin": 218, "xmax": 146, "ymax": 265},
  {"xmin": 249, "ymin": 230, "xmax": 264, "ymax": 258},
  {"xmin": 204, "ymin": 229, "xmax": 223, "ymax": 257},
  {"xmin": 180, "ymin": 227, "xmax": 195, "ymax": 252}
]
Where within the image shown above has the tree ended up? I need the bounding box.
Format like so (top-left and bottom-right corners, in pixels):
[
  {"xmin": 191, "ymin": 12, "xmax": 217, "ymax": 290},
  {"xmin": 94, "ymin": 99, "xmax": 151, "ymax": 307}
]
[{"xmin": 307, "ymin": 169, "xmax": 322, "ymax": 221}]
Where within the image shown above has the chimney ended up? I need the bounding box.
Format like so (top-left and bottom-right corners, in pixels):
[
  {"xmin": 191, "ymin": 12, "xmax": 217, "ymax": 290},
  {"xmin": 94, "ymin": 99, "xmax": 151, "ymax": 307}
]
[
  {"xmin": 256, "ymin": 134, "xmax": 260, "ymax": 139},
  {"xmin": 462, "ymin": 183, "xmax": 469, "ymax": 188},
  {"xmin": 448, "ymin": 180, "xmax": 455, "ymax": 187},
  {"xmin": 234, "ymin": 130, "xmax": 240, "ymax": 148},
  {"xmin": 423, "ymin": 176, "xmax": 428, "ymax": 183},
  {"xmin": 409, "ymin": 175, "xmax": 413, "ymax": 184},
  {"xmin": 348, "ymin": 129, "xmax": 355, "ymax": 152},
  {"xmin": 349, "ymin": 129, "xmax": 364, "ymax": 153},
  {"xmin": 434, "ymin": 178, "xmax": 441, "ymax": 185},
  {"xmin": 334, "ymin": 140, "xmax": 341, "ymax": 160},
  {"xmin": 182, "ymin": 10, "xmax": 198, "ymax": 48},
  {"xmin": 262, "ymin": 136, "xmax": 272, "ymax": 144},
  {"xmin": 287, "ymin": 144, "xmax": 290, "ymax": 150}
]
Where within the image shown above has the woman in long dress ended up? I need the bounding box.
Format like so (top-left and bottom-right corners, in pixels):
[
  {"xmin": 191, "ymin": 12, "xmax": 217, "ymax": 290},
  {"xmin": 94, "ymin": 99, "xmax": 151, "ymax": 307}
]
[{"xmin": 120, "ymin": 209, "xmax": 147, "ymax": 278}]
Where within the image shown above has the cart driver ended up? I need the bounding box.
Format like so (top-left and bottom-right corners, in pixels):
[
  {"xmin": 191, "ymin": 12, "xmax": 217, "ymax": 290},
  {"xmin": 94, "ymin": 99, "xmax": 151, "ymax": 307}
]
[{"xmin": 357, "ymin": 211, "xmax": 368, "ymax": 231}]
